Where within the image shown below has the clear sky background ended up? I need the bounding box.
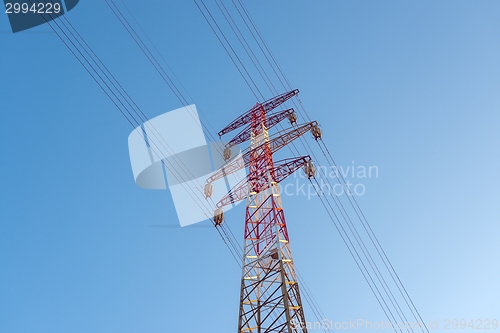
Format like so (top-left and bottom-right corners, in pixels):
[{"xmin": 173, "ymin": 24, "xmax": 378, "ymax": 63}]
[{"xmin": 1, "ymin": 1, "xmax": 499, "ymax": 332}]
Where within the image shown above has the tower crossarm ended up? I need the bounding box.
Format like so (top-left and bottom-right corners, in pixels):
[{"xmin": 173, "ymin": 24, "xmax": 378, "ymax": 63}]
[
  {"xmin": 206, "ymin": 122, "xmax": 318, "ymax": 185},
  {"xmin": 215, "ymin": 156, "xmax": 311, "ymax": 208},
  {"xmin": 218, "ymin": 89, "xmax": 299, "ymax": 136},
  {"xmin": 225, "ymin": 108, "xmax": 295, "ymax": 148},
  {"xmin": 266, "ymin": 121, "xmax": 318, "ymax": 155}
]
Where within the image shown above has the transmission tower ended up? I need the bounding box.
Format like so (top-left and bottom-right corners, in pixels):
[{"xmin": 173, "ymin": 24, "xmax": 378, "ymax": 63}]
[{"xmin": 206, "ymin": 90, "xmax": 322, "ymax": 332}]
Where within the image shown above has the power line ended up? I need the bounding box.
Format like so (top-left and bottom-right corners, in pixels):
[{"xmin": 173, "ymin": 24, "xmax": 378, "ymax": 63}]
[
  {"xmin": 26, "ymin": 0, "xmax": 243, "ymax": 266},
  {"xmin": 195, "ymin": 1, "xmax": 430, "ymax": 331}
]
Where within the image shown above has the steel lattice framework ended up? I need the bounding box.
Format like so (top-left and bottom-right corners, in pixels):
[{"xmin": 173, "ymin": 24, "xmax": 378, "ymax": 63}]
[
  {"xmin": 207, "ymin": 121, "xmax": 319, "ymax": 185},
  {"xmin": 215, "ymin": 90, "xmax": 314, "ymax": 333}
]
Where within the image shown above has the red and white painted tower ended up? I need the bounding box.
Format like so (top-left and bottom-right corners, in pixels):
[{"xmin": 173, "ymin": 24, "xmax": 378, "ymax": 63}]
[{"xmin": 207, "ymin": 90, "xmax": 321, "ymax": 332}]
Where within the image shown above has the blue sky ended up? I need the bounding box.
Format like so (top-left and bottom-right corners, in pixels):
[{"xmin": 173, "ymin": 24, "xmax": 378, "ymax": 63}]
[{"xmin": 1, "ymin": 1, "xmax": 499, "ymax": 332}]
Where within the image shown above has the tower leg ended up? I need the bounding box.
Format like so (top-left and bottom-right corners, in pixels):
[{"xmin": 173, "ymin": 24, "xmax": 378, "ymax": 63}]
[{"xmin": 237, "ymin": 184, "xmax": 308, "ymax": 333}]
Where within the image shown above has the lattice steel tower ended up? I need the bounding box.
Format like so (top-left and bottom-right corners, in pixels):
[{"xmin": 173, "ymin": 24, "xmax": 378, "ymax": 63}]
[{"xmin": 206, "ymin": 90, "xmax": 321, "ymax": 333}]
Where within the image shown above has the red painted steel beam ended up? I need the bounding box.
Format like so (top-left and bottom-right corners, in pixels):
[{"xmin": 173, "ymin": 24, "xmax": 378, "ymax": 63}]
[
  {"xmin": 216, "ymin": 156, "xmax": 311, "ymax": 208},
  {"xmin": 207, "ymin": 122, "xmax": 317, "ymax": 184},
  {"xmin": 226, "ymin": 108, "xmax": 295, "ymax": 148},
  {"xmin": 218, "ymin": 89, "xmax": 299, "ymax": 136}
]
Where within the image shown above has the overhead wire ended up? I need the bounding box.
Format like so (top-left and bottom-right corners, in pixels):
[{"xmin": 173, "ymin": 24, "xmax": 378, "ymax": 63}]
[
  {"xmin": 27, "ymin": 0, "xmax": 243, "ymax": 266},
  {"xmin": 286, "ymin": 124, "xmax": 416, "ymax": 331},
  {"xmin": 193, "ymin": 3, "xmax": 338, "ymax": 331},
  {"xmin": 318, "ymin": 140, "xmax": 428, "ymax": 331},
  {"xmin": 194, "ymin": 1, "xmax": 361, "ymax": 330},
  {"xmin": 309, "ymin": 177, "xmax": 402, "ymax": 333},
  {"xmin": 214, "ymin": 0, "xmax": 277, "ymax": 96},
  {"xmin": 194, "ymin": 0, "xmax": 264, "ymax": 100},
  {"xmin": 196, "ymin": 1, "xmax": 430, "ymax": 332},
  {"xmin": 226, "ymin": 2, "xmax": 429, "ymax": 331},
  {"xmin": 202, "ymin": 2, "xmax": 409, "ymax": 329},
  {"xmin": 104, "ymin": 3, "xmax": 257, "ymax": 260},
  {"xmin": 29, "ymin": 0, "xmax": 429, "ymax": 330},
  {"xmin": 104, "ymin": 0, "xmax": 335, "ymax": 328},
  {"xmin": 103, "ymin": 0, "xmax": 248, "ymax": 267}
]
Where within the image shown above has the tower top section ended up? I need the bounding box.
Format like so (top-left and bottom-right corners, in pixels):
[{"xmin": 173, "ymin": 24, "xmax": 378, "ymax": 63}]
[{"xmin": 218, "ymin": 89, "xmax": 299, "ymax": 136}]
